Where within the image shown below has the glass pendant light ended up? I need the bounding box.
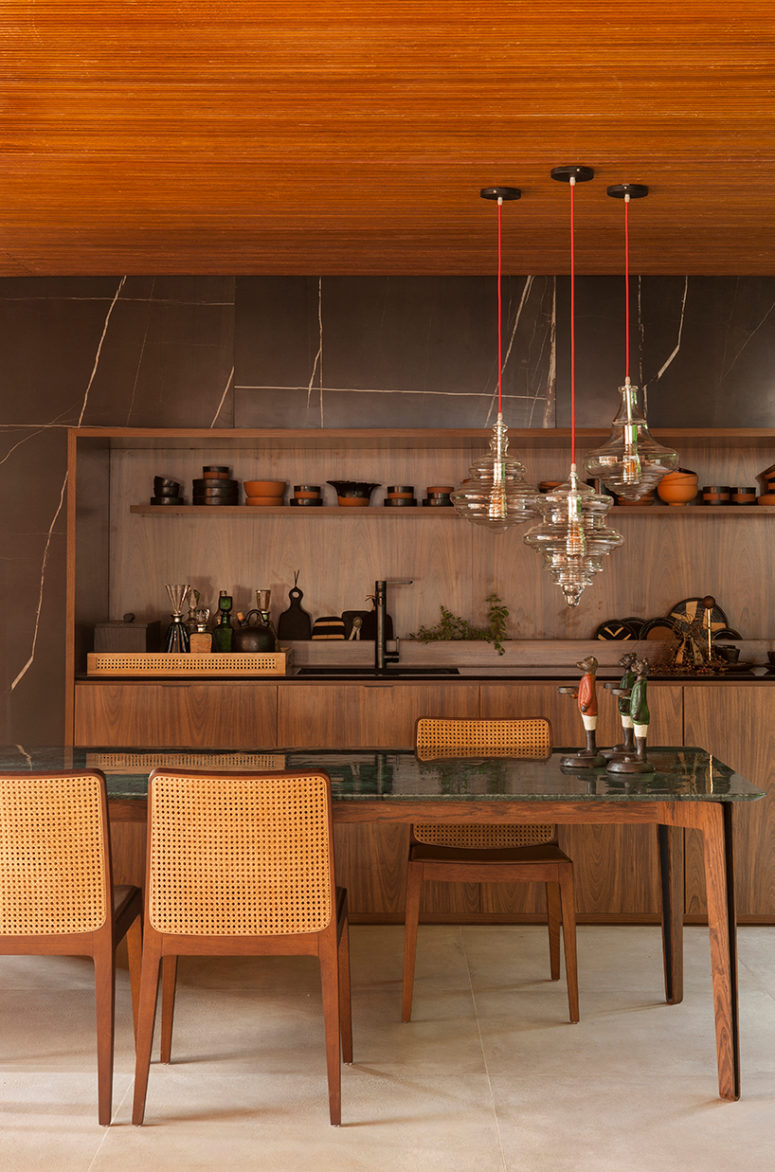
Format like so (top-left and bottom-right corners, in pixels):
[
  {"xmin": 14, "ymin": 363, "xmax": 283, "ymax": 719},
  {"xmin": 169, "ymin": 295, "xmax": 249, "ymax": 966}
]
[
  {"xmin": 523, "ymin": 166, "xmax": 623, "ymax": 607},
  {"xmin": 584, "ymin": 184, "xmax": 678, "ymax": 499},
  {"xmin": 452, "ymin": 187, "xmax": 540, "ymax": 532}
]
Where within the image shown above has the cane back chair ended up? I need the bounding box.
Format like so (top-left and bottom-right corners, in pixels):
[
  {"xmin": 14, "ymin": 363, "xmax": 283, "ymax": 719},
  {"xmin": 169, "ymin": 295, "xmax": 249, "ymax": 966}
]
[
  {"xmin": 132, "ymin": 768, "xmax": 352, "ymax": 1127},
  {"xmin": 0, "ymin": 770, "xmax": 142, "ymax": 1125},
  {"xmin": 403, "ymin": 718, "xmax": 578, "ymax": 1023}
]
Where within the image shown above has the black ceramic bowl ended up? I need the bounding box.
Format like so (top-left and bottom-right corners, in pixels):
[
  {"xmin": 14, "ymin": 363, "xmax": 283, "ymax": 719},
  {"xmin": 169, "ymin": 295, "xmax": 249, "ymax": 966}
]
[
  {"xmin": 153, "ymin": 477, "xmax": 180, "ymax": 494},
  {"xmin": 327, "ymin": 480, "xmax": 380, "ymax": 499}
]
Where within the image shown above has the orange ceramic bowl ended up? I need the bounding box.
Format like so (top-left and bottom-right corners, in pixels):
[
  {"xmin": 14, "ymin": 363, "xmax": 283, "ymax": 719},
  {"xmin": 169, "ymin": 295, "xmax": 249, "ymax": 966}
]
[
  {"xmin": 243, "ymin": 480, "xmax": 286, "ymax": 497},
  {"xmin": 245, "ymin": 495, "xmax": 286, "ymax": 506},
  {"xmin": 657, "ymin": 471, "xmax": 698, "ymax": 505}
]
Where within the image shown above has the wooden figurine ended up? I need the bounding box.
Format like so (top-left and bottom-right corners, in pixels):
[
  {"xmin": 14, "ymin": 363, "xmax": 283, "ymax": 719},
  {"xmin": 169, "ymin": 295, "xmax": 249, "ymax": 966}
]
[
  {"xmin": 607, "ymin": 656, "xmax": 655, "ymax": 773},
  {"xmin": 601, "ymin": 651, "xmax": 637, "ymax": 760},
  {"xmin": 558, "ymin": 655, "xmax": 605, "ymax": 769}
]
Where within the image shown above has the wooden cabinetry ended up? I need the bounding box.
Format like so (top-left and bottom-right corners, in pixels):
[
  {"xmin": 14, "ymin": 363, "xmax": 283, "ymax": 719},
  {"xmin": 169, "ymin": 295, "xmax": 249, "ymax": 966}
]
[
  {"xmin": 683, "ymin": 684, "xmax": 775, "ymax": 921},
  {"xmin": 75, "ymin": 681, "xmax": 278, "ymax": 748},
  {"xmin": 67, "ymin": 427, "xmax": 775, "ymax": 921}
]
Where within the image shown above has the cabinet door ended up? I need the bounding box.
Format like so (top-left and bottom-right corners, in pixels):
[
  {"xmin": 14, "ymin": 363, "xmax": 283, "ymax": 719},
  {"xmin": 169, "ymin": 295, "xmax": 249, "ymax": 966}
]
[
  {"xmin": 683, "ymin": 684, "xmax": 775, "ymax": 920},
  {"xmin": 478, "ymin": 683, "xmax": 683, "ymax": 920},
  {"xmin": 277, "ymin": 682, "xmax": 480, "ymax": 748},
  {"xmin": 75, "ymin": 682, "xmax": 278, "ymax": 748}
]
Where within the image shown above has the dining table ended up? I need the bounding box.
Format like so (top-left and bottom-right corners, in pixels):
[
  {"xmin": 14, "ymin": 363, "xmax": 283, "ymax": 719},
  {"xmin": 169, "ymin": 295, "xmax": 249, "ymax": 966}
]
[{"xmin": 0, "ymin": 742, "xmax": 764, "ymax": 1102}]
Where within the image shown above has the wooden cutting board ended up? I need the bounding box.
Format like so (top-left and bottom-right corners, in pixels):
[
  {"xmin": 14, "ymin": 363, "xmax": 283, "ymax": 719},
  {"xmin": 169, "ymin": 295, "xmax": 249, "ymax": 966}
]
[{"xmin": 277, "ymin": 586, "xmax": 312, "ymax": 640}]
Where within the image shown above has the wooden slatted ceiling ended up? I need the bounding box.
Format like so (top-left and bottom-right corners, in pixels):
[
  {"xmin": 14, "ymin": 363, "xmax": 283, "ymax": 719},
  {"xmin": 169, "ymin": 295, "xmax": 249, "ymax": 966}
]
[{"xmin": 1, "ymin": 3, "xmax": 773, "ymax": 275}]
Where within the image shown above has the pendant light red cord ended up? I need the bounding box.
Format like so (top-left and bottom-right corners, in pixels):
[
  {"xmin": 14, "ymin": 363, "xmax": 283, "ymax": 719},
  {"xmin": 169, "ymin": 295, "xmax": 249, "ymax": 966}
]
[
  {"xmin": 569, "ymin": 177, "xmax": 576, "ymax": 466},
  {"xmin": 497, "ymin": 196, "xmax": 503, "ymax": 416},
  {"xmin": 624, "ymin": 192, "xmax": 630, "ymax": 381}
]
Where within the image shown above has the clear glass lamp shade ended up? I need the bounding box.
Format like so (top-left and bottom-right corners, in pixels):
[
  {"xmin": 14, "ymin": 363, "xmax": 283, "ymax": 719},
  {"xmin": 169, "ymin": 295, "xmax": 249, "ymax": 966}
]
[
  {"xmin": 584, "ymin": 380, "xmax": 679, "ymax": 500},
  {"xmin": 452, "ymin": 415, "xmax": 540, "ymax": 531},
  {"xmin": 523, "ymin": 466, "xmax": 623, "ymax": 606}
]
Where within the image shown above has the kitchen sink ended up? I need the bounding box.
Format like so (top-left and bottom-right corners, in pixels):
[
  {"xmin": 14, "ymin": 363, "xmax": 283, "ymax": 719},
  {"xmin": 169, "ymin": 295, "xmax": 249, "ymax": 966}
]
[{"xmin": 293, "ymin": 666, "xmax": 460, "ymax": 677}]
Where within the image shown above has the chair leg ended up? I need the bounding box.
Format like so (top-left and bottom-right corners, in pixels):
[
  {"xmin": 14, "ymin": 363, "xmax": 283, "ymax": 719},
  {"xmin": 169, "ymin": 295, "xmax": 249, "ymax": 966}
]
[
  {"xmin": 401, "ymin": 858, "xmax": 424, "ymax": 1022},
  {"xmin": 337, "ymin": 894, "xmax": 353, "ymax": 1065},
  {"xmin": 319, "ymin": 932, "xmax": 342, "ymax": 1126},
  {"xmin": 125, "ymin": 912, "xmax": 143, "ymax": 1040},
  {"xmin": 93, "ymin": 943, "xmax": 116, "ymax": 1126},
  {"xmin": 160, "ymin": 955, "xmax": 178, "ymax": 1063},
  {"xmin": 131, "ymin": 936, "xmax": 163, "ymax": 1125},
  {"xmin": 559, "ymin": 862, "xmax": 580, "ymax": 1024},
  {"xmin": 546, "ymin": 881, "xmax": 562, "ymax": 981}
]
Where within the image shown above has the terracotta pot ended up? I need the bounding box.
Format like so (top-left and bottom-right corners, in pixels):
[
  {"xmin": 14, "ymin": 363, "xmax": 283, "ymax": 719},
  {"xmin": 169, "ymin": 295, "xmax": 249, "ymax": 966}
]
[
  {"xmin": 244, "ymin": 480, "xmax": 286, "ymax": 496},
  {"xmin": 657, "ymin": 471, "xmax": 699, "ymax": 506}
]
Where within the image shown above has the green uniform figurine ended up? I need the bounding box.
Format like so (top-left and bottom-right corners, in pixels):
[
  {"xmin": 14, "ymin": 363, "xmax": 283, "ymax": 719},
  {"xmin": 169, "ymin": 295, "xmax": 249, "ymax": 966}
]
[{"xmin": 607, "ymin": 655, "xmax": 654, "ymax": 774}]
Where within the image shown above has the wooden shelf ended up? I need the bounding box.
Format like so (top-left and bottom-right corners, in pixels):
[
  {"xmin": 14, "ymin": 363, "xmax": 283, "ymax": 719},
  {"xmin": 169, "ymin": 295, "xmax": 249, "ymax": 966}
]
[{"xmin": 130, "ymin": 503, "xmax": 775, "ymax": 516}]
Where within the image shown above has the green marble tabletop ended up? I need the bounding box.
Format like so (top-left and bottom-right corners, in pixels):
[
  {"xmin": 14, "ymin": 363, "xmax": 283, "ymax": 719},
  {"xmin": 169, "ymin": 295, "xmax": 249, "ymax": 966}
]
[{"xmin": 0, "ymin": 746, "xmax": 764, "ymax": 803}]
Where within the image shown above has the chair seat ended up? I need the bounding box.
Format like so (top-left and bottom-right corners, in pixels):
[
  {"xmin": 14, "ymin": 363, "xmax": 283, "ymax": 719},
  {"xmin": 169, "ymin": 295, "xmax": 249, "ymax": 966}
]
[
  {"xmin": 409, "ymin": 842, "xmax": 571, "ymax": 866},
  {"xmin": 113, "ymin": 885, "xmax": 141, "ymax": 918}
]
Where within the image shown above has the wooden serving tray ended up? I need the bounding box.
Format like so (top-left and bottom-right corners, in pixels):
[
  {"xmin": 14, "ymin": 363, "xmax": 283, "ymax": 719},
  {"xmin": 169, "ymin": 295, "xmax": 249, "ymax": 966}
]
[{"xmin": 86, "ymin": 650, "xmax": 292, "ymax": 677}]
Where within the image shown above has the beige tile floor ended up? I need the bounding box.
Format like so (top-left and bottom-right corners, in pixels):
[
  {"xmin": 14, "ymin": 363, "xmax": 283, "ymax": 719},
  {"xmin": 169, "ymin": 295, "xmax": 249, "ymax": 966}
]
[{"xmin": 1, "ymin": 924, "xmax": 773, "ymax": 1171}]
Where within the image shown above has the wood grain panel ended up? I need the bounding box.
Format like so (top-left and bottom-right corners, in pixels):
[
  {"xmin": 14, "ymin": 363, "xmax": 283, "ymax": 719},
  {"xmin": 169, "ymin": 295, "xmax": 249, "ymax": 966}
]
[
  {"xmin": 683, "ymin": 685, "xmax": 775, "ymax": 920},
  {"xmin": 75, "ymin": 682, "xmax": 278, "ymax": 748},
  {"xmin": 277, "ymin": 682, "xmax": 480, "ymax": 749},
  {"xmin": 333, "ymin": 823, "xmax": 410, "ymax": 921},
  {"xmin": 2, "ymin": 4, "xmax": 774, "ymax": 274}
]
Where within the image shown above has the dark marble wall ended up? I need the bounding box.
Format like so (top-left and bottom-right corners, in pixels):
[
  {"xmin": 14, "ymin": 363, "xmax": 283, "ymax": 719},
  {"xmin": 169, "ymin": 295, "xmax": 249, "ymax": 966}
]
[
  {"xmin": 2, "ymin": 274, "xmax": 774, "ymax": 744},
  {"xmin": 0, "ymin": 277, "xmax": 236, "ymax": 746}
]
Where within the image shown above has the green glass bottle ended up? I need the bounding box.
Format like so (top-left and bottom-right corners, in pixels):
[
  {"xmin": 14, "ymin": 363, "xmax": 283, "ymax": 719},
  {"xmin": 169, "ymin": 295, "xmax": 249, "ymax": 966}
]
[{"xmin": 212, "ymin": 591, "xmax": 233, "ymax": 652}]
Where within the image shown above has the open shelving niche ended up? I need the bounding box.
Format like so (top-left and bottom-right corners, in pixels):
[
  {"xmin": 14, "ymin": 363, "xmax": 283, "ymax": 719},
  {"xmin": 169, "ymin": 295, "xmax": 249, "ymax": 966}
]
[{"xmin": 68, "ymin": 425, "xmax": 775, "ymax": 684}]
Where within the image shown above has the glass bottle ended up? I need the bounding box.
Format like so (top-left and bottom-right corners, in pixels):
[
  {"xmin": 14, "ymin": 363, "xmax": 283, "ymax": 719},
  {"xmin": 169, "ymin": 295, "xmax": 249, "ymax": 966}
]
[
  {"xmin": 255, "ymin": 587, "xmax": 277, "ymax": 651},
  {"xmin": 189, "ymin": 607, "xmax": 212, "ymax": 654},
  {"xmin": 212, "ymin": 591, "xmax": 233, "ymax": 652},
  {"xmin": 164, "ymin": 583, "xmax": 191, "ymax": 652}
]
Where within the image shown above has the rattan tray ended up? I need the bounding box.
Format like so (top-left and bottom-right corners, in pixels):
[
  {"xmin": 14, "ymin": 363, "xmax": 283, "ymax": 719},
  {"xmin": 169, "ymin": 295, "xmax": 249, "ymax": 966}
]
[{"xmin": 86, "ymin": 650, "xmax": 292, "ymax": 676}]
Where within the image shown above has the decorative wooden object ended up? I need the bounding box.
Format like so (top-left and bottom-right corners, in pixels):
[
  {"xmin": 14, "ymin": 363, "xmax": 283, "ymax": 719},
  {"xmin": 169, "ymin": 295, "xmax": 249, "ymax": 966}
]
[{"xmin": 558, "ymin": 656, "xmax": 605, "ymax": 768}]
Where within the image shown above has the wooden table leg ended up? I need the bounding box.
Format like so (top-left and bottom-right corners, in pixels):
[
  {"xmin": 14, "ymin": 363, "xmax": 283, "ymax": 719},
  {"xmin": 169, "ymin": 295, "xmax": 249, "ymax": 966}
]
[
  {"xmin": 657, "ymin": 823, "xmax": 684, "ymax": 1005},
  {"xmin": 665, "ymin": 802, "xmax": 740, "ymax": 1100}
]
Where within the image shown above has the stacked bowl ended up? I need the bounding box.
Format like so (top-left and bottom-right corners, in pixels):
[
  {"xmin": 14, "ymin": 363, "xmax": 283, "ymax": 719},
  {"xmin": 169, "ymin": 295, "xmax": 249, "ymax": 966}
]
[
  {"xmin": 656, "ymin": 468, "xmax": 699, "ymax": 506},
  {"xmin": 243, "ymin": 480, "xmax": 287, "ymax": 506},
  {"xmin": 384, "ymin": 484, "xmax": 417, "ymax": 507},
  {"xmin": 291, "ymin": 484, "xmax": 323, "ymax": 506},
  {"xmin": 151, "ymin": 476, "xmax": 183, "ymax": 505},
  {"xmin": 193, "ymin": 465, "xmax": 239, "ymax": 505},
  {"xmin": 423, "ymin": 484, "xmax": 454, "ymax": 507}
]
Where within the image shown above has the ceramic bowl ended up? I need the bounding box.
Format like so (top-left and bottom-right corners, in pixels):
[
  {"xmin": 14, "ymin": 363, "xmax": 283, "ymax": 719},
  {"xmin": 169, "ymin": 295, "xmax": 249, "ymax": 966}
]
[
  {"xmin": 327, "ymin": 480, "xmax": 380, "ymax": 502},
  {"xmin": 245, "ymin": 495, "xmax": 286, "ymax": 506},
  {"xmin": 657, "ymin": 471, "xmax": 699, "ymax": 506},
  {"xmin": 244, "ymin": 480, "xmax": 286, "ymax": 496}
]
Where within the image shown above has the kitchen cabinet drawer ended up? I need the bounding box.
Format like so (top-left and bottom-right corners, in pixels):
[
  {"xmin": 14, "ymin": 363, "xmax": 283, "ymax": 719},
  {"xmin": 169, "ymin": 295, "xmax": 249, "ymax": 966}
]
[{"xmin": 74, "ymin": 681, "xmax": 278, "ymax": 748}]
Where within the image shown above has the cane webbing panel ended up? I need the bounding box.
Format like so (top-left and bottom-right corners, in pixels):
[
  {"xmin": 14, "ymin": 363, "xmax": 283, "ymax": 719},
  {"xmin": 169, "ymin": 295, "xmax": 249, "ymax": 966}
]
[
  {"xmin": 413, "ymin": 718, "xmax": 553, "ymax": 849},
  {"xmin": 148, "ymin": 771, "xmax": 333, "ymax": 936},
  {"xmin": 0, "ymin": 773, "xmax": 107, "ymax": 935},
  {"xmin": 412, "ymin": 822, "xmax": 554, "ymax": 848},
  {"xmin": 415, "ymin": 717, "xmax": 551, "ymax": 760}
]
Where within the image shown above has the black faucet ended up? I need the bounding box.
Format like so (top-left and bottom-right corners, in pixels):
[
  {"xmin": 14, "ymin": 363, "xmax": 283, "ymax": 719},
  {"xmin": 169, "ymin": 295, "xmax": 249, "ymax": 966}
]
[{"xmin": 374, "ymin": 579, "xmax": 413, "ymax": 672}]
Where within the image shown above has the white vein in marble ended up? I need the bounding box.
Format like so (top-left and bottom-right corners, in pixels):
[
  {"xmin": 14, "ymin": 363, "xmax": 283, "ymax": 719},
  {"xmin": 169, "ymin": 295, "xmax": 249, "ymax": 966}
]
[
  {"xmin": 648, "ymin": 275, "xmax": 689, "ymax": 391},
  {"xmin": 306, "ymin": 276, "xmax": 324, "ymax": 425},
  {"xmin": 11, "ymin": 276, "xmax": 126, "ymax": 692},
  {"xmin": 210, "ymin": 365, "xmax": 234, "ymax": 426}
]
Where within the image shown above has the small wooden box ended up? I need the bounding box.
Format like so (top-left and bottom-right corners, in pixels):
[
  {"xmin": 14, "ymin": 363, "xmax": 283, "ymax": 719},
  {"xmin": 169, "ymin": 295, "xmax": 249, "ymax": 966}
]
[{"xmin": 93, "ymin": 621, "xmax": 161, "ymax": 653}]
